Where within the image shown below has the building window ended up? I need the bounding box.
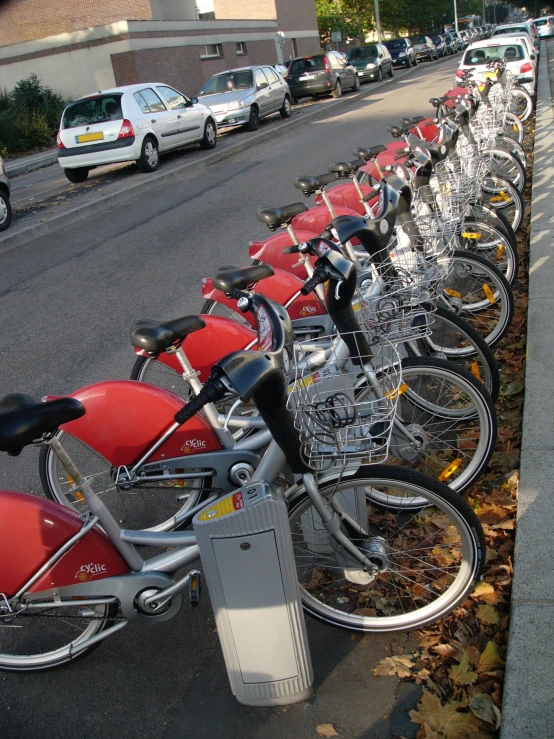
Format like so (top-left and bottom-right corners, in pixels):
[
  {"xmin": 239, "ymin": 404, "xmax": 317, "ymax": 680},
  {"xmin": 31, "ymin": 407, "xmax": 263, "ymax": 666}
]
[
  {"xmin": 198, "ymin": 12, "xmax": 216, "ymax": 20},
  {"xmin": 236, "ymin": 41, "xmax": 247, "ymax": 55},
  {"xmin": 200, "ymin": 44, "xmax": 222, "ymax": 59}
]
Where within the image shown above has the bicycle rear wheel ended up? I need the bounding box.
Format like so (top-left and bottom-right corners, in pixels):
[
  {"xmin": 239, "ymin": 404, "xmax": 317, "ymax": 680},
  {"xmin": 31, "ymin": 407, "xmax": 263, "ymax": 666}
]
[
  {"xmin": 480, "ymin": 176, "xmax": 524, "ymax": 233},
  {"xmin": 459, "ymin": 218, "xmax": 518, "ymax": 285},
  {"xmin": 288, "ymin": 466, "xmax": 485, "ymax": 632},
  {"xmin": 39, "ymin": 431, "xmax": 210, "ymax": 532}
]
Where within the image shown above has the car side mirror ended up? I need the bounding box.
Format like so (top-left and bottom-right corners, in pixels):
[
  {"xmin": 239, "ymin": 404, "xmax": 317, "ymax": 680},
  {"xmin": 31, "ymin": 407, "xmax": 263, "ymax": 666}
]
[
  {"xmin": 258, "ymin": 82, "xmax": 268, "ymax": 90},
  {"xmin": 531, "ymin": 53, "xmax": 536, "ymax": 60},
  {"xmin": 379, "ymin": 52, "xmax": 384, "ymax": 58},
  {"xmin": 188, "ymin": 97, "xmax": 198, "ymax": 106}
]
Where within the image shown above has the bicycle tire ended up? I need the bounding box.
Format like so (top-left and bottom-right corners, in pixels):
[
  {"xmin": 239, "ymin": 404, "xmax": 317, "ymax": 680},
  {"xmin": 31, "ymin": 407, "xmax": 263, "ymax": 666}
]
[
  {"xmin": 489, "ymin": 146, "xmax": 526, "ymax": 193},
  {"xmin": 481, "ymin": 176, "xmax": 524, "ymax": 233},
  {"xmin": 406, "ymin": 305, "xmax": 500, "ymax": 401},
  {"xmin": 459, "ymin": 217, "xmax": 519, "ymax": 285},
  {"xmin": 509, "ymin": 86, "xmax": 534, "ymax": 122},
  {"xmin": 443, "ymin": 250, "xmax": 515, "ymax": 348},
  {"xmin": 383, "ymin": 356, "xmax": 497, "ymax": 494},
  {"xmin": 288, "ymin": 465, "xmax": 486, "ymax": 632},
  {"xmin": 39, "ymin": 431, "xmax": 212, "ymax": 532},
  {"xmin": 0, "ymin": 603, "xmax": 118, "ymax": 671}
]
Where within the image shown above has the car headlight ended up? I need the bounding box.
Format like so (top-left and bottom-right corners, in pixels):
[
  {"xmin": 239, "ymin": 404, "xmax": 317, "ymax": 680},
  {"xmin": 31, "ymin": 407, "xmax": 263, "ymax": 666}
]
[
  {"xmin": 399, "ymin": 51, "xmax": 407, "ymax": 57},
  {"xmin": 227, "ymin": 100, "xmax": 244, "ymax": 111},
  {"xmin": 366, "ymin": 63, "xmax": 377, "ymax": 69}
]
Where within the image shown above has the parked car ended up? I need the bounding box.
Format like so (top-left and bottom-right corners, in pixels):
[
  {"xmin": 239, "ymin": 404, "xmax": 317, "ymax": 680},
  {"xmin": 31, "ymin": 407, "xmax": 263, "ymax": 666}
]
[
  {"xmin": 57, "ymin": 83, "xmax": 217, "ymax": 183},
  {"xmin": 459, "ymin": 30, "xmax": 471, "ymax": 47},
  {"xmin": 0, "ymin": 156, "xmax": 11, "ymax": 232},
  {"xmin": 285, "ymin": 52, "xmax": 359, "ymax": 103},
  {"xmin": 492, "ymin": 22, "xmax": 539, "ymax": 51},
  {"xmin": 456, "ymin": 38, "xmax": 537, "ymax": 95},
  {"xmin": 409, "ymin": 35, "xmax": 439, "ymax": 61},
  {"xmin": 533, "ymin": 16, "xmax": 554, "ymax": 37},
  {"xmin": 431, "ymin": 35, "xmax": 448, "ymax": 57},
  {"xmin": 383, "ymin": 38, "xmax": 417, "ymax": 67},
  {"xmin": 199, "ymin": 66, "xmax": 290, "ymax": 131},
  {"xmin": 449, "ymin": 30, "xmax": 464, "ymax": 51},
  {"xmin": 442, "ymin": 33, "xmax": 457, "ymax": 54},
  {"xmin": 345, "ymin": 43, "xmax": 394, "ymax": 82},
  {"xmin": 273, "ymin": 63, "xmax": 291, "ymax": 77}
]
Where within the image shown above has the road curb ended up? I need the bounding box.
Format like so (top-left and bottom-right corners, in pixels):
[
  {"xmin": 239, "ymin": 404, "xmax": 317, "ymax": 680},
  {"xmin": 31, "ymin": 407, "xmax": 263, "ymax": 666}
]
[
  {"xmin": 0, "ymin": 55, "xmax": 453, "ymax": 255},
  {"xmin": 500, "ymin": 41, "xmax": 554, "ymax": 738},
  {"xmin": 5, "ymin": 151, "xmax": 58, "ymax": 177}
]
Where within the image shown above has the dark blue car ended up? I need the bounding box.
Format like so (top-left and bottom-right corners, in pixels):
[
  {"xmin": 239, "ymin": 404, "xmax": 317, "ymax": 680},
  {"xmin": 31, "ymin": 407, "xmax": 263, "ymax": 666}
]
[{"xmin": 383, "ymin": 38, "xmax": 417, "ymax": 68}]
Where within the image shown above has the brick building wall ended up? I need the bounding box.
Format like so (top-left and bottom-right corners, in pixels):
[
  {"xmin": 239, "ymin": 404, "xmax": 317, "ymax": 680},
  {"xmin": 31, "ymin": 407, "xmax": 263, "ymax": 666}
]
[
  {"xmin": 0, "ymin": 0, "xmax": 153, "ymax": 47},
  {"xmin": 213, "ymin": 1, "xmax": 277, "ymax": 22},
  {"xmin": 111, "ymin": 38, "xmax": 276, "ymax": 97}
]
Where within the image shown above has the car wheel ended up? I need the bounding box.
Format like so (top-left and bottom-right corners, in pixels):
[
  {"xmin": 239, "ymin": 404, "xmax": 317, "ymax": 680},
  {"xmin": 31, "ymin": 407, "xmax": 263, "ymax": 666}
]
[
  {"xmin": 291, "ymin": 96, "xmax": 298, "ymax": 105},
  {"xmin": 388, "ymin": 64, "xmax": 394, "ymax": 78},
  {"xmin": 200, "ymin": 118, "xmax": 217, "ymax": 149},
  {"xmin": 64, "ymin": 167, "xmax": 89, "ymax": 183},
  {"xmin": 332, "ymin": 80, "xmax": 342, "ymax": 99},
  {"xmin": 244, "ymin": 106, "xmax": 260, "ymax": 131},
  {"xmin": 136, "ymin": 137, "xmax": 159, "ymax": 173},
  {"xmin": 0, "ymin": 190, "xmax": 12, "ymax": 231},
  {"xmin": 377, "ymin": 67, "xmax": 383, "ymax": 82},
  {"xmin": 279, "ymin": 95, "xmax": 292, "ymax": 118},
  {"xmin": 353, "ymin": 75, "xmax": 361, "ymax": 91}
]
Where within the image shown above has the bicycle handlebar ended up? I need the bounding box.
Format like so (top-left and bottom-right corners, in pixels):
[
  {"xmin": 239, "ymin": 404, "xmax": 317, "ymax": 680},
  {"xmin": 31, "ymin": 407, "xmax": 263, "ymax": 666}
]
[
  {"xmin": 174, "ymin": 378, "xmax": 226, "ymax": 426},
  {"xmin": 300, "ymin": 267, "xmax": 329, "ymax": 295}
]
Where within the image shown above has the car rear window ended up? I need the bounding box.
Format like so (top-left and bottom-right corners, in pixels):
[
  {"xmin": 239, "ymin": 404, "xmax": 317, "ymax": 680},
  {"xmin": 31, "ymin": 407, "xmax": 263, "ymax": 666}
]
[
  {"xmin": 62, "ymin": 94, "xmax": 123, "ymax": 129},
  {"xmin": 288, "ymin": 57, "xmax": 325, "ymax": 75},
  {"xmin": 535, "ymin": 19, "xmax": 548, "ymax": 25},
  {"xmin": 346, "ymin": 46, "xmax": 378, "ymax": 60},
  {"xmin": 199, "ymin": 71, "xmax": 253, "ymax": 95},
  {"xmin": 463, "ymin": 44, "xmax": 525, "ymax": 64},
  {"xmin": 493, "ymin": 27, "xmax": 527, "ymax": 35},
  {"xmin": 384, "ymin": 39, "xmax": 407, "ymax": 49},
  {"xmin": 410, "ymin": 36, "xmax": 427, "ymax": 44}
]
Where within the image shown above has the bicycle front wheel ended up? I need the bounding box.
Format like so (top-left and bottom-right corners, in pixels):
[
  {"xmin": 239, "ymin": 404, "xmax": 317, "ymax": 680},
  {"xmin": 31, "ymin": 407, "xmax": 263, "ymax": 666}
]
[
  {"xmin": 386, "ymin": 357, "xmax": 497, "ymax": 494},
  {"xmin": 459, "ymin": 218, "xmax": 519, "ymax": 285},
  {"xmin": 406, "ymin": 305, "xmax": 500, "ymax": 401},
  {"xmin": 442, "ymin": 250, "xmax": 515, "ymax": 348},
  {"xmin": 509, "ymin": 86, "xmax": 534, "ymax": 121},
  {"xmin": 288, "ymin": 466, "xmax": 485, "ymax": 632},
  {"xmin": 480, "ymin": 176, "xmax": 524, "ymax": 233}
]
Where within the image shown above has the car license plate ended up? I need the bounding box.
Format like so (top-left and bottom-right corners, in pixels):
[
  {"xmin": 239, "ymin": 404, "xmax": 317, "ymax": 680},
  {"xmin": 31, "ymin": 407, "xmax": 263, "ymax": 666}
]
[
  {"xmin": 75, "ymin": 132, "xmax": 104, "ymax": 144},
  {"xmin": 298, "ymin": 74, "xmax": 314, "ymax": 80}
]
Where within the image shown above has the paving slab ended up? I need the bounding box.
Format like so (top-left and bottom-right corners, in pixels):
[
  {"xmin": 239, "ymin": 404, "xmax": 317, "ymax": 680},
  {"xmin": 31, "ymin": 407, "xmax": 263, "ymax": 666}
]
[{"xmin": 501, "ymin": 39, "xmax": 554, "ymax": 739}]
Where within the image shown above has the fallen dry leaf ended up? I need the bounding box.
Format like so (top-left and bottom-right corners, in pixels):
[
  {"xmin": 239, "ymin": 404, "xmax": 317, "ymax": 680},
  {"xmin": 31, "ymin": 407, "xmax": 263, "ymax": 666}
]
[
  {"xmin": 409, "ymin": 690, "xmax": 490, "ymax": 739},
  {"xmin": 449, "ymin": 651, "xmax": 478, "ymax": 686},
  {"xmin": 469, "ymin": 693, "xmax": 502, "ymax": 728},
  {"xmin": 476, "ymin": 604, "xmax": 501, "ymax": 626},
  {"xmin": 477, "ymin": 641, "xmax": 505, "ymax": 673},
  {"xmin": 316, "ymin": 724, "xmax": 339, "ymax": 737},
  {"xmin": 373, "ymin": 655, "xmax": 415, "ymax": 678}
]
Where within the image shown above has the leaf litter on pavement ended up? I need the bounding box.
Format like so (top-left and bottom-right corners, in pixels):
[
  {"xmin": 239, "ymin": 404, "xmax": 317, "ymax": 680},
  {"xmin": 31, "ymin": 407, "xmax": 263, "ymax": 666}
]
[{"xmin": 371, "ymin": 117, "xmax": 534, "ymax": 738}]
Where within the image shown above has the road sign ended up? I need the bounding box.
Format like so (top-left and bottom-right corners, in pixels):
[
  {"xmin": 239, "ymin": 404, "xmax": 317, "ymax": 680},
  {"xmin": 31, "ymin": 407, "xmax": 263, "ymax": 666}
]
[{"xmin": 331, "ymin": 31, "xmax": 342, "ymax": 42}]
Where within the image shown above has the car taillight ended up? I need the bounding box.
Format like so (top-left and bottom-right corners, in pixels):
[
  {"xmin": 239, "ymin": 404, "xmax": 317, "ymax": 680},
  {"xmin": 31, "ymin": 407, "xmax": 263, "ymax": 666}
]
[
  {"xmin": 118, "ymin": 119, "xmax": 135, "ymax": 139},
  {"xmin": 324, "ymin": 56, "xmax": 330, "ymax": 72},
  {"xmin": 56, "ymin": 131, "xmax": 65, "ymax": 149},
  {"xmin": 519, "ymin": 62, "xmax": 533, "ymax": 74},
  {"xmin": 456, "ymin": 69, "xmax": 465, "ymax": 78}
]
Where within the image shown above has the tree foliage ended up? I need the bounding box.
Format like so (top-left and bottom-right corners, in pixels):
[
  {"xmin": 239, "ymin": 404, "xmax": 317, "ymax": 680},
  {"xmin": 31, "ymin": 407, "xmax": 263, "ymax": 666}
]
[{"xmin": 316, "ymin": 0, "xmax": 498, "ymax": 40}]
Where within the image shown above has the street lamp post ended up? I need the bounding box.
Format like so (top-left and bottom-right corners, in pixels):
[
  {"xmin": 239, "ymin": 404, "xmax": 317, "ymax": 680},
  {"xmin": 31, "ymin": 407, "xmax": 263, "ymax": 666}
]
[
  {"xmin": 374, "ymin": 0, "xmax": 383, "ymax": 42},
  {"xmin": 454, "ymin": 0, "xmax": 459, "ymax": 32}
]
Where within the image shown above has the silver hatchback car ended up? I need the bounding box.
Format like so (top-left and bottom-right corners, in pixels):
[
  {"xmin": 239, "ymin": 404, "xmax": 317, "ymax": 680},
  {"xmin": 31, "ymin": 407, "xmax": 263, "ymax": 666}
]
[{"xmin": 198, "ymin": 66, "xmax": 291, "ymax": 132}]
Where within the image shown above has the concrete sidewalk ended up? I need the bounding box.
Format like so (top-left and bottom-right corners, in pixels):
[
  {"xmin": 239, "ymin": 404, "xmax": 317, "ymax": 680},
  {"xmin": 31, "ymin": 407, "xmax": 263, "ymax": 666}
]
[{"xmin": 501, "ymin": 40, "xmax": 554, "ymax": 739}]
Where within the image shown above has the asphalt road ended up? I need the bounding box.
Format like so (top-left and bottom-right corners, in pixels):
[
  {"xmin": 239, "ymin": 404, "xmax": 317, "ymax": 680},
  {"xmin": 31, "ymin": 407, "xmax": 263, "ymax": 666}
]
[{"xmin": 0, "ymin": 54, "xmax": 458, "ymax": 739}]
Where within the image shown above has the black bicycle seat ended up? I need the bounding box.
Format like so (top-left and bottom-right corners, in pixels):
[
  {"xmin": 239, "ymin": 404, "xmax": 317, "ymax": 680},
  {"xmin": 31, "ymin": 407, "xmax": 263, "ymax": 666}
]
[
  {"xmin": 294, "ymin": 173, "xmax": 337, "ymax": 196},
  {"xmin": 353, "ymin": 145, "xmax": 387, "ymax": 160},
  {"xmin": 212, "ymin": 264, "xmax": 274, "ymax": 294},
  {"xmin": 387, "ymin": 125, "xmax": 403, "ymax": 138},
  {"xmin": 131, "ymin": 316, "xmax": 206, "ymax": 355},
  {"xmin": 257, "ymin": 203, "xmax": 307, "ymax": 230},
  {"xmin": 328, "ymin": 159, "xmax": 365, "ymax": 177},
  {"xmin": 0, "ymin": 395, "xmax": 85, "ymax": 456}
]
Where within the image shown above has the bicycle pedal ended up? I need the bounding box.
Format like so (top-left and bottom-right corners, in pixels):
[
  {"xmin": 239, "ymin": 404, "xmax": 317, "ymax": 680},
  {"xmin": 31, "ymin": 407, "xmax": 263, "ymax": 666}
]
[{"xmin": 189, "ymin": 570, "xmax": 201, "ymax": 608}]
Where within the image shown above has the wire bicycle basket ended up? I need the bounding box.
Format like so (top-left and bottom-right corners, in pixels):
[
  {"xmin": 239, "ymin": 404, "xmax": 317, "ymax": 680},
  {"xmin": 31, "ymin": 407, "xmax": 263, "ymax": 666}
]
[{"xmin": 287, "ymin": 332, "xmax": 402, "ymax": 470}]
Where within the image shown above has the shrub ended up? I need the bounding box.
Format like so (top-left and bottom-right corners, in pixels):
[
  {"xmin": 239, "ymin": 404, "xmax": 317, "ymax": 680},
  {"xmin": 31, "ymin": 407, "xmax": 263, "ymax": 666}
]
[{"xmin": 0, "ymin": 74, "xmax": 69, "ymax": 155}]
